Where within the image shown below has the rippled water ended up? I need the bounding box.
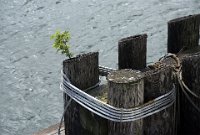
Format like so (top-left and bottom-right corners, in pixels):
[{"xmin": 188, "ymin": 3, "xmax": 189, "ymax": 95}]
[{"xmin": 0, "ymin": 0, "xmax": 200, "ymax": 134}]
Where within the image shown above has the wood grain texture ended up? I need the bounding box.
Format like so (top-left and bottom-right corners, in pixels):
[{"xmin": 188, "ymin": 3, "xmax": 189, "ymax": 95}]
[
  {"xmin": 143, "ymin": 66, "xmax": 176, "ymax": 135},
  {"xmin": 107, "ymin": 69, "xmax": 144, "ymax": 135},
  {"xmin": 118, "ymin": 34, "xmax": 147, "ymax": 70},
  {"xmin": 167, "ymin": 14, "xmax": 200, "ymax": 53},
  {"xmin": 63, "ymin": 52, "xmax": 107, "ymax": 135},
  {"xmin": 180, "ymin": 53, "xmax": 200, "ymax": 135},
  {"xmin": 143, "ymin": 46, "xmax": 200, "ymax": 135}
]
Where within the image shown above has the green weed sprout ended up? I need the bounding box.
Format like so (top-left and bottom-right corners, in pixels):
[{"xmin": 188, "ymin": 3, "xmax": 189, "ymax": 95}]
[{"xmin": 50, "ymin": 30, "xmax": 73, "ymax": 58}]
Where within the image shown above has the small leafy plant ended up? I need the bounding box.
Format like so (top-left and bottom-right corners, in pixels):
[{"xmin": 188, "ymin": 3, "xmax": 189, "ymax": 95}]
[{"xmin": 50, "ymin": 30, "xmax": 73, "ymax": 58}]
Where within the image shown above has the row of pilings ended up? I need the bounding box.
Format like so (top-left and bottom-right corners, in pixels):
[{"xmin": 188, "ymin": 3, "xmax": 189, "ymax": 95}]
[{"xmin": 62, "ymin": 14, "xmax": 200, "ymax": 135}]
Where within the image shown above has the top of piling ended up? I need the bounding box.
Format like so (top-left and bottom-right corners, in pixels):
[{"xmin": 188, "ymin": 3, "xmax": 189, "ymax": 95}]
[
  {"xmin": 63, "ymin": 52, "xmax": 98, "ymax": 64},
  {"xmin": 118, "ymin": 34, "xmax": 147, "ymax": 44},
  {"xmin": 168, "ymin": 14, "xmax": 200, "ymax": 23},
  {"xmin": 107, "ymin": 69, "xmax": 143, "ymax": 84}
]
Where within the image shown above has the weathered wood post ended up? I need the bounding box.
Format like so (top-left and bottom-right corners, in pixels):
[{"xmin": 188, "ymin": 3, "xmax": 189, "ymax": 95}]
[
  {"xmin": 143, "ymin": 66, "xmax": 176, "ymax": 135},
  {"xmin": 118, "ymin": 34, "xmax": 176, "ymax": 135},
  {"xmin": 107, "ymin": 69, "xmax": 144, "ymax": 135},
  {"xmin": 63, "ymin": 52, "xmax": 107, "ymax": 135},
  {"xmin": 167, "ymin": 14, "xmax": 200, "ymax": 135},
  {"xmin": 167, "ymin": 14, "xmax": 200, "ymax": 53},
  {"xmin": 116, "ymin": 34, "xmax": 146, "ymax": 135},
  {"xmin": 179, "ymin": 54, "xmax": 200, "ymax": 135},
  {"xmin": 118, "ymin": 34, "xmax": 147, "ymax": 70}
]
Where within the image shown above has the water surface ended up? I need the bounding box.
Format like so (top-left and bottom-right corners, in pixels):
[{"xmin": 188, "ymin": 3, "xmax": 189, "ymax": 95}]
[{"xmin": 0, "ymin": 0, "xmax": 200, "ymax": 134}]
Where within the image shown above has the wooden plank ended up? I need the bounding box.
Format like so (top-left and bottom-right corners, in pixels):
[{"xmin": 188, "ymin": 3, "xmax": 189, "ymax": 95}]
[{"xmin": 33, "ymin": 123, "xmax": 65, "ymax": 135}]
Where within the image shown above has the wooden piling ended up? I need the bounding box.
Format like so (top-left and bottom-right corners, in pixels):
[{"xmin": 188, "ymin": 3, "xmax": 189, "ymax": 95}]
[
  {"xmin": 118, "ymin": 34, "xmax": 147, "ymax": 70},
  {"xmin": 167, "ymin": 14, "xmax": 200, "ymax": 135},
  {"xmin": 143, "ymin": 66, "xmax": 176, "ymax": 135},
  {"xmin": 118, "ymin": 33, "xmax": 176, "ymax": 135},
  {"xmin": 63, "ymin": 52, "xmax": 107, "ymax": 135},
  {"xmin": 167, "ymin": 14, "xmax": 200, "ymax": 53},
  {"xmin": 59, "ymin": 14, "xmax": 200, "ymax": 135},
  {"xmin": 179, "ymin": 53, "xmax": 200, "ymax": 135},
  {"xmin": 154, "ymin": 46, "xmax": 200, "ymax": 135},
  {"xmin": 107, "ymin": 69, "xmax": 144, "ymax": 135}
]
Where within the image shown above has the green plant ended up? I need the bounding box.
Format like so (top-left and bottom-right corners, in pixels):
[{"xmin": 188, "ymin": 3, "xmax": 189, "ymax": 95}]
[{"xmin": 50, "ymin": 30, "xmax": 73, "ymax": 58}]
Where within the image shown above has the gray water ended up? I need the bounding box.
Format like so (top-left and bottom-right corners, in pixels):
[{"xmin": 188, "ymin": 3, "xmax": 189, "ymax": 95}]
[{"xmin": 0, "ymin": 0, "xmax": 200, "ymax": 134}]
